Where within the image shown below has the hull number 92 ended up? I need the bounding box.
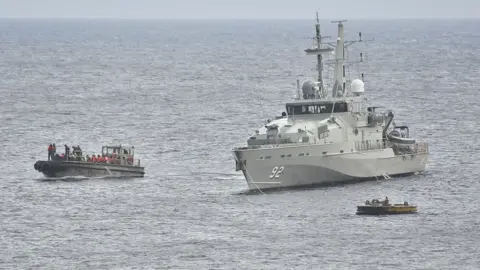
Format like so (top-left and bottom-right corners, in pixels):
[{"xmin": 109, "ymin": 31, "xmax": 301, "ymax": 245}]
[{"xmin": 269, "ymin": 166, "xmax": 284, "ymax": 179}]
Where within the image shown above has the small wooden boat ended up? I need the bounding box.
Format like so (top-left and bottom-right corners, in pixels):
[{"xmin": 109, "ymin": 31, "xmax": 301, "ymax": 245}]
[{"xmin": 356, "ymin": 198, "xmax": 417, "ymax": 215}]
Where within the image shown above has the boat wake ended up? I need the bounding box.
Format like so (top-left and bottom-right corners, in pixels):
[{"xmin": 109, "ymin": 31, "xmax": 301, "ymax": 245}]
[{"xmin": 34, "ymin": 175, "xmax": 89, "ymax": 182}]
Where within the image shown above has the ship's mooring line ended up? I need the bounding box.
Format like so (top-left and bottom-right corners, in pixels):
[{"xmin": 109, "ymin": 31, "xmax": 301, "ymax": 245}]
[{"xmin": 244, "ymin": 169, "xmax": 265, "ymax": 195}]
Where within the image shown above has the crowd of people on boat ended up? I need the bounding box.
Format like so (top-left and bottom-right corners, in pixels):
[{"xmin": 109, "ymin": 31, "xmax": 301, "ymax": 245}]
[
  {"xmin": 47, "ymin": 143, "xmax": 134, "ymax": 165},
  {"xmin": 85, "ymin": 153, "xmax": 128, "ymax": 164},
  {"xmin": 365, "ymin": 197, "xmax": 390, "ymax": 206},
  {"xmin": 48, "ymin": 143, "xmax": 83, "ymax": 161},
  {"xmin": 365, "ymin": 197, "xmax": 410, "ymax": 206}
]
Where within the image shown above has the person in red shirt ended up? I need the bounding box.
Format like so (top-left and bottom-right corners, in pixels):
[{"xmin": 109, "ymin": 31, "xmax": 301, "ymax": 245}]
[{"xmin": 48, "ymin": 144, "xmax": 53, "ymax": 160}]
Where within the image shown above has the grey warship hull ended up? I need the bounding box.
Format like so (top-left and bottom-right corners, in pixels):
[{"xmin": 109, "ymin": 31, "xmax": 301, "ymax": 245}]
[
  {"xmin": 34, "ymin": 160, "xmax": 145, "ymax": 178},
  {"xmin": 233, "ymin": 145, "xmax": 428, "ymax": 191}
]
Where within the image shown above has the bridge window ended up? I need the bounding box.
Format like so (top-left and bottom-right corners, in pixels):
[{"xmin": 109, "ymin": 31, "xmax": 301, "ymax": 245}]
[{"xmin": 286, "ymin": 102, "xmax": 348, "ymax": 115}]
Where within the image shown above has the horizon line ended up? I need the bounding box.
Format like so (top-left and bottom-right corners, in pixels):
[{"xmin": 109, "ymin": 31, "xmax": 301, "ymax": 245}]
[{"xmin": 0, "ymin": 16, "xmax": 478, "ymax": 21}]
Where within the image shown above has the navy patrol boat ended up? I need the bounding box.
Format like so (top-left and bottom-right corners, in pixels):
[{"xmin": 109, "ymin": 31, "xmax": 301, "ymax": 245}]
[{"xmin": 232, "ymin": 14, "xmax": 429, "ymax": 192}]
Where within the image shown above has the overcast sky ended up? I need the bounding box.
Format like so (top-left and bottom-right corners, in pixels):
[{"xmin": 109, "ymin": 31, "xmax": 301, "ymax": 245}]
[{"xmin": 0, "ymin": 0, "xmax": 479, "ymax": 19}]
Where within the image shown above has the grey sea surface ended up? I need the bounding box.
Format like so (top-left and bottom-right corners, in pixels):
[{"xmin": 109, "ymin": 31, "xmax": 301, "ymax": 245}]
[{"xmin": 1, "ymin": 19, "xmax": 480, "ymax": 269}]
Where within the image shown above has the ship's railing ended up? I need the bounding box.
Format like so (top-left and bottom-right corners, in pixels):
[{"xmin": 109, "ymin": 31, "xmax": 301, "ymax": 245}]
[
  {"xmin": 239, "ymin": 139, "xmax": 316, "ymax": 150},
  {"xmin": 355, "ymin": 140, "xmax": 384, "ymax": 151},
  {"xmin": 247, "ymin": 138, "xmax": 295, "ymax": 146},
  {"xmin": 247, "ymin": 131, "xmax": 331, "ymax": 147},
  {"xmin": 391, "ymin": 141, "xmax": 429, "ymax": 156}
]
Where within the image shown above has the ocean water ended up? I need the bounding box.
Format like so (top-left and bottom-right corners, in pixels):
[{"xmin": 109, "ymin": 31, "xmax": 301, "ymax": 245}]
[{"xmin": 1, "ymin": 18, "xmax": 480, "ymax": 269}]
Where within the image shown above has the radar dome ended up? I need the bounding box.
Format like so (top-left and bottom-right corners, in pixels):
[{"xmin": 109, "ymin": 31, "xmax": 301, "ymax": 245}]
[
  {"xmin": 302, "ymin": 81, "xmax": 318, "ymax": 99},
  {"xmin": 351, "ymin": 79, "xmax": 364, "ymax": 95}
]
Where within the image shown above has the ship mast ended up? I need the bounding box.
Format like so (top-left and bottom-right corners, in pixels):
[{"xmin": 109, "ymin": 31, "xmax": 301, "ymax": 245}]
[
  {"xmin": 303, "ymin": 13, "xmax": 333, "ymax": 100},
  {"xmin": 314, "ymin": 12, "xmax": 325, "ymax": 98}
]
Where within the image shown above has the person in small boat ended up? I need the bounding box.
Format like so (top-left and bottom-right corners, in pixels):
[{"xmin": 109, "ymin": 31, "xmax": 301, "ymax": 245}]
[
  {"xmin": 75, "ymin": 145, "xmax": 82, "ymax": 157},
  {"xmin": 384, "ymin": 197, "xmax": 389, "ymax": 206},
  {"xmin": 48, "ymin": 144, "xmax": 53, "ymax": 160},
  {"xmin": 64, "ymin": 144, "xmax": 70, "ymax": 161},
  {"xmin": 52, "ymin": 143, "xmax": 56, "ymax": 156}
]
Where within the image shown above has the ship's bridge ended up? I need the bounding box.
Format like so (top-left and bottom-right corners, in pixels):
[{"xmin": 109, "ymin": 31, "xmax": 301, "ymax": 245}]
[
  {"xmin": 286, "ymin": 100, "xmax": 349, "ymax": 115},
  {"xmin": 101, "ymin": 145, "xmax": 140, "ymax": 166},
  {"xmin": 102, "ymin": 145, "xmax": 136, "ymax": 157}
]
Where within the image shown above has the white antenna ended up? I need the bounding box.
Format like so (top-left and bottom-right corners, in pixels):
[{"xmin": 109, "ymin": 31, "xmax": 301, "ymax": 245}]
[
  {"xmin": 343, "ymin": 30, "xmax": 374, "ymax": 84},
  {"xmin": 296, "ymin": 79, "xmax": 301, "ymax": 100}
]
